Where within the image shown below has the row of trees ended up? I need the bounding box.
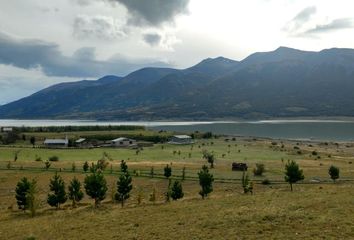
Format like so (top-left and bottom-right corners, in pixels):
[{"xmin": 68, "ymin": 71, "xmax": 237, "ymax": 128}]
[{"xmin": 15, "ymin": 161, "xmax": 215, "ymax": 216}]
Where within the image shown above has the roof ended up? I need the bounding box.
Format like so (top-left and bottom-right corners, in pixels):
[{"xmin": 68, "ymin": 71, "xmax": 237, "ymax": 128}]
[
  {"xmin": 112, "ymin": 137, "xmax": 134, "ymax": 142},
  {"xmin": 173, "ymin": 135, "xmax": 192, "ymax": 139},
  {"xmin": 44, "ymin": 139, "xmax": 68, "ymax": 144},
  {"xmin": 75, "ymin": 138, "xmax": 86, "ymax": 143}
]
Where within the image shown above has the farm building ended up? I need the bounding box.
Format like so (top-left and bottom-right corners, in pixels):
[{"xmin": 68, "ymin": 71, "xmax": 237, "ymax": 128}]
[
  {"xmin": 44, "ymin": 138, "xmax": 69, "ymax": 148},
  {"xmin": 1, "ymin": 127, "xmax": 13, "ymax": 132},
  {"xmin": 169, "ymin": 135, "xmax": 194, "ymax": 144},
  {"xmin": 111, "ymin": 137, "xmax": 136, "ymax": 147}
]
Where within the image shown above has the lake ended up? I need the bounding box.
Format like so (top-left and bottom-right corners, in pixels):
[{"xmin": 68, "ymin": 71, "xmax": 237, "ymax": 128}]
[{"xmin": 1, "ymin": 119, "xmax": 354, "ymax": 142}]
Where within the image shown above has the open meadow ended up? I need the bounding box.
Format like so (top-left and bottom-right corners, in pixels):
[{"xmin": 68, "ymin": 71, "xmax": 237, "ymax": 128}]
[{"xmin": 1, "ymin": 130, "xmax": 354, "ymax": 239}]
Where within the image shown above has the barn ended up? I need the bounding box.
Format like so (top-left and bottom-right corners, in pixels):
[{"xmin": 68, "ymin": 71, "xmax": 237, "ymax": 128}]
[{"xmin": 44, "ymin": 138, "xmax": 69, "ymax": 148}]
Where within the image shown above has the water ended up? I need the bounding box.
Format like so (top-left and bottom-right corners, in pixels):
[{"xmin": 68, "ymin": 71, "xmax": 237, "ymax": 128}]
[{"xmin": 1, "ymin": 119, "xmax": 354, "ymax": 141}]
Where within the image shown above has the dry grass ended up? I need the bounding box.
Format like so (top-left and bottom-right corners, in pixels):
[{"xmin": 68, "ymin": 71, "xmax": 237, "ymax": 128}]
[
  {"xmin": 1, "ymin": 138, "xmax": 354, "ymax": 239},
  {"xmin": 1, "ymin": 181, "xmax": 354, "ymax": 240}
]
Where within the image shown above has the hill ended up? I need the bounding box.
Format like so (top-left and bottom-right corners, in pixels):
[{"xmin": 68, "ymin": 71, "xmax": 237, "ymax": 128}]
[{"xmin": 1, "ymin": 47, "xmax": 354, "ymax": 120}]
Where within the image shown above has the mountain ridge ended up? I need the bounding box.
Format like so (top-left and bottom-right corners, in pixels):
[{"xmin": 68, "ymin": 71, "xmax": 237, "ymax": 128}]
[{"xmin": 1, "ymin": 47, "xmax": 354, "ymax": 120}]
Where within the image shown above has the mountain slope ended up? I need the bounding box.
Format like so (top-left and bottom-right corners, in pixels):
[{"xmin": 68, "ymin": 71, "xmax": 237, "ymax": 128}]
[{"xmin": 1, "ymin": 48, "xmax": 354, "ymax": 120}]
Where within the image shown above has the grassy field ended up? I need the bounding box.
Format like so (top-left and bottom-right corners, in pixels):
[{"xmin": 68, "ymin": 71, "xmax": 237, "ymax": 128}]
[{"xmin": 1, "ymin": 133, "xmax": 354, "ymax": 239}]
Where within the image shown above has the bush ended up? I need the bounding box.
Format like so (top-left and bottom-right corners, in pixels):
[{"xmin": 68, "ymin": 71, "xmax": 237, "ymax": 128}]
[
  {"xmin": 262, "ymin": 179, "xmax": 271, "ymax": 185},
  {"xmin": 49, "ymin": 156, "xmax": 59, "ymax": 162},
  {"xmin": 253, "ymin": 163, "xmax": 265, "ymax": 176}
]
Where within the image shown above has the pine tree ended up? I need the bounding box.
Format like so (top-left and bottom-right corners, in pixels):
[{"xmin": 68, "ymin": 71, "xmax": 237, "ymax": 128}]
[
  {"xmin": 198, "ymin": 165, "xmax": 214, "ymax": 199},
  {"xmin": 164, "ymin": 164, "xmax": 172, "ymax": 179},
  {"xmin": 115, "ymin": 162, "xmax": 133, "ymax": 207},
  {"xmin": 68, "ymin": 177, "xmax": 84, "ymax": 207},
  {"xmin": 170, "ymin": 180, "xmax": 184, "ymax": 200},
  {"xmin": 47, "ymin": 172, "xmax": 67, "ymax": 209},
  {"xmin": 120, "ymin": 160, "xmax": 128, "ymax": 173},
  {"xmin": 284, "ymin": 160, "xmax": 304, "ymax": 191},
  {"xmin": 84, "ymin": 171, "xmax": 107, "ymax": 207},
  {"xmin": 26, "ymin": 179, "xmax": 39, "ymax": 218},
  {"xmin": 15, "ymin": 177, "xmax": 31, "ymax": 211},
  {"xmin": 83, "ymin": 161, "xmax": 89, "ymax": 172}
]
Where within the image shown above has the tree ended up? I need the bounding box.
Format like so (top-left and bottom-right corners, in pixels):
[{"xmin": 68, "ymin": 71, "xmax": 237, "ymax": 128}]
[
  {"xmin": 164, "ymin": 164, "xmax": 172, "ymax": 179},
  {"xmin": 198, "ymin": 165, "xmax": 214, "ymax": 199},
  {"xmin": 115, "ymin": 162, "xmax": 133, "ymax": 207},
  {"xmin": 44, "ymin": 160, "xmax": 51, "ymax": 170},
  {"xmin": 84, "ymin": 171, "xmax": 107, "ymax": 207},
  {"xmin": 170, "ymin": 180, "xmax": 184, "ymax": 200},
  {"xmin": 202, "ymin": 150, "xmax": 215, "ymax": 168},
  {"xmin": 30, "ymin": 136, "xmax": 36, "ymax": 147},
  {"xmin": 328, "ymin": 165, "xmax": 340, "ymax": 182},
  {"xmin": 120, "ymin": 160, "xmax": 128, "ymax": 173},
  {"xmin": 47, "ymin": 173, "xmax": 67, "ymax": 209},
  {"xmin": 182, "ymin": 166, "xmax": 186, "ymax": 181},
  {"xmin": 68, "ymin": 177, "xmax": 84, "ymax": 207},
  {"xmin": 15, "ymin": 177, "xmax": 31, "ymax": 211},
  {"xmin": 26, "ymin": 179, "xmax": 39, "ymax": 218},
  {"xmin": 71, "ymin": 162, "xmax": 76, "ymax": 172},
  {"xmin": 284, "ymin": 160, "xmax": 304, "ymax": 191},
  {"xmin": 83, "ymin": 161, "xmax": 89, "ymax": 172},
  {"xmin": 242, "ymin": 170, "xmax": 253, "ymax": 194},
  {"xmin": 150, "ymin": 166, "xmax": 154, "ymax": 178}
]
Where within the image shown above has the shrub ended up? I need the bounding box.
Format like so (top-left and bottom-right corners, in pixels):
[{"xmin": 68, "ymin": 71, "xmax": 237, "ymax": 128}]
[
  {"xmin": 164, "ymin": 164, "xmax": 172, "ymax": 179},
  {"xmin": 49, "ymin": 156, "xmax": 59, "ymax": 162},
  {"xmin": 83, "ymin": 161, "xmax": 89, "ymax": 172},
  {"xmin": 253, "ymin": 163, "xmax": 265, "ymax": 176},
  {"xmin": 262, "ymin": 179, "xmax": 271, "ymax": 185}
]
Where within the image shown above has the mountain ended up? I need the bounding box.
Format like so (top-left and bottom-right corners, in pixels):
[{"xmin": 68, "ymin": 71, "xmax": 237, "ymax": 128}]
[{"xmin": 1, "ymin": 47, "xmax": 354, "ymax": 120}]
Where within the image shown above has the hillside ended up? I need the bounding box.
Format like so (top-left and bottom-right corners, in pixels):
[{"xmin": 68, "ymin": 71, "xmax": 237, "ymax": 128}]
[{"xmin": 1, "ymin": 47, "xmax": 354, "ymax": 120}]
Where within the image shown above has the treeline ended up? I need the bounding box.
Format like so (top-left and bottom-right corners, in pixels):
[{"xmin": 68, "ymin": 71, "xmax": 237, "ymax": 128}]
[{"xmin": 13, "ymin": 125, "xmax": 145, "ymax": 133}]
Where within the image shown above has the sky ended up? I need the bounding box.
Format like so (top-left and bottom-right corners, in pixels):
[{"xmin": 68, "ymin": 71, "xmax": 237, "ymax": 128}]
[{"xmin": 1, "ymin": 0, "xmax": 354, "ymax": 104}]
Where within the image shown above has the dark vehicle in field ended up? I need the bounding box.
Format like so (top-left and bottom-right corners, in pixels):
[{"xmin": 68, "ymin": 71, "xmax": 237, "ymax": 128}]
[{"xmin": 232, "ymin": 162, "xmax": 248, "ymax": 171}]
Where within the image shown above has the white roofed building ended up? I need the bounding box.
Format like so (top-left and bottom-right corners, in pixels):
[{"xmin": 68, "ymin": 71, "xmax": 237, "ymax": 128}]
[{"xmin": 169, "ymin": 135, "xmax": 194, "ymax": 145}]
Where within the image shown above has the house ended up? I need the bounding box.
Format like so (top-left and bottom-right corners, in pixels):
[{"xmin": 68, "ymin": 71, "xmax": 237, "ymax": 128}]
[
  {"xmin": 44, "ymin": 138, "xmax": 69, "ymax": 148},
  {"xmin": 111, "ymin": 137, "xmax": 136, "ymax": 147},
  {"xmin": 169, "ymin": 135, "xmax": 194, "ymax": 145},
  {"xmin": 75, "ymin": 138, "xmax": 92, "ymax": 148},
  {"xmin": 1, "ymin": 127, "xmax": 13, "ymax": 132}
]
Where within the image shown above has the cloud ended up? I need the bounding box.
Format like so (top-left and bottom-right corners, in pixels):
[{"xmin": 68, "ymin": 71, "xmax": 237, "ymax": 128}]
[
  {"xmin": 0, "ymin": 32, "xmax": 170, "ymax": 78},
  {"xmin": 113, "ymin": 0, "xmax": 190, "ymax": 26},
  {"xmin": 73, "ymin": 15, "xmax": 128, "ymax": 40},
  {"xmin": 283, "ymin": 6, "xmax": 317, "ymax": 33},
  {"xmin": 304, "ymin": 18, "xmax": 354, "ymax": 34},
  {"xmin": 143, "ymin": 33, "xmax": 162, "ymax": 47}
]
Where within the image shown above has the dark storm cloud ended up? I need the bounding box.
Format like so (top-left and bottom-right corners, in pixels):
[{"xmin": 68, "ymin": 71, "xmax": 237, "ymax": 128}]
[
  {"xmin": 283, "ymin": 6, "xmax": 317, "ymax": 33},
  {"xmin": 113, "ymin": 0, "xmax": 190, "ymax": 26},
  {"xmin": 0, "ymin": 32, "xmax": 170, "ymax": 78},
  {"xmin": 143, "ymin": 33, "xmax": 162, "ymax": 46},
  {"xmin": 304, "ymin": 18, "xmax": 354, "ymax": 34}
]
